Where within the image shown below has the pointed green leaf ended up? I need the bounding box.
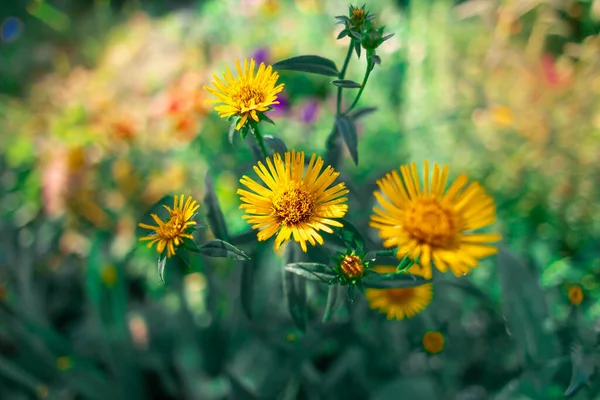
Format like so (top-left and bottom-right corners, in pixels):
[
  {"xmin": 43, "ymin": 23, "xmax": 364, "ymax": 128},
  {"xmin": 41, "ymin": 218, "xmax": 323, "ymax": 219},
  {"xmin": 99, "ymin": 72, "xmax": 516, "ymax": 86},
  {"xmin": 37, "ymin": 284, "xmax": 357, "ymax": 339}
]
[
  {"xmin": 229, "ymin": 119, "xmax": 238, "ymax": 144},
  {"xmin": 240, "ymin": 261, "xmax": 255, "ymax": 320},
  {"xmin": 337, "ymin": 30, "xmax": 349, "ymax": 40},
  {"xmin": 333, "ymin": 218, "xmax": 366, "ymax": 250},
  {"xmin": 335, "ymin": 115, "xmax": 359, "ymax": 165},
  {"xmin": 204, "ymin": 172, "xmax": 230, "ymax": 241},
  {"xmin": 363, "ymin": 272, "xmax": 429, "ymax": 288},
  {"xmin": 196, "ymin": 240, "xmax": 250, "ymax": 260},
  {"xmin": 263, "ymin": 135, "xmax": 288, "ymax": 155},
  {"xmin": 354, "ymin": 40, "xmax": 361, "ymax": 58},
  {"xmin": 331, "ymin": 79, "xmax": 362, "ymax": 89},
  {"xmin": 347, "ymin": 106, "xmax": 377, "ymax": 121},
  {"xmin": 565, "ymin": 344, "xmax": 596, "ymax": 396},
  {"xmin": 258, "ymin": 112, "xmax": 275, "ymax": 125},
  {"xmin": 158, "ymin": 254, "xmax": 167, "ymax": 283},
  {"xmin": 283, "ymin": 244, "xmax": 307, "ymax": 331},
  {"xmin": 497, "ymin": 247, "xmax": 559, "ymax": 372},
  {"xmin": 273, "ymin": 55, "xmax": 339, "ymax": 77},
  {"xmin": 323, "ymin": 285, "xmax": 344, "ymax": 322},
  {"xmin": 284, "ymin": 263, "xmax": 337, "ymax": 283}
]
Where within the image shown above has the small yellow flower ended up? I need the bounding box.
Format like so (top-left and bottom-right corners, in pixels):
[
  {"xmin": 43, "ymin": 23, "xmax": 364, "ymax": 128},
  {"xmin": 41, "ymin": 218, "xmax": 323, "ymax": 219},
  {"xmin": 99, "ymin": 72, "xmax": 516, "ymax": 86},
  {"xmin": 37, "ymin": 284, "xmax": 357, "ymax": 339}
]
[
  {"xmin": 370, "ymin": 161, "xmax": 501, "ymax": 279},
  {"xmin": 204, "ymin": 58, "xmax": 284, "ymax": 130},
  {"xmin": 365, "ymin": 265, "xmax": 433, "ymax": 320},
  {"xmin": 138, "ymin": 194, "xmax": 199, "ymax": 258},
  {"xmin": 423, "ymin": 331, "xmax": 444, "ymax": 354},
  {"xmin": 238, "ymin": 150, "xmax": 348, "ymax": 252},
  {"xmin": 568, "ymin": 285, "xmax": 583, "ymax": 306},
  {"xmin": 56, "ymin": 356, "xmax": 73, "ymax": 371}
]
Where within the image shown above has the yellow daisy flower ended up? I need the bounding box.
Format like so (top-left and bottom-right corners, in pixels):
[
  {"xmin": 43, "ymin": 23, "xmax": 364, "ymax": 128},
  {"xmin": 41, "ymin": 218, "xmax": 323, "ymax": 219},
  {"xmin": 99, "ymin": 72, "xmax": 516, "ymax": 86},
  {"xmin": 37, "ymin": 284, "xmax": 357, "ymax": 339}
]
[
  {"xmin": 365, "ymin": 265, "xmax": 433, "ymax": 320},
  {"xmin": 204, "ymin": 58, "xmax": 285, "ymax": 130},
  {"xmin": 422, "ymin": 331, "xmax": 444, "ymax": 354},
  {"xmin": 138, "ymin": 194, "xmax": 199, "ymax": 258},
  {"xmin": 370, "ymin": 161, "xmax": 501, "ymax": 279},
  {"xmin": 238, "ymin": 150, "xmax": 349, "ymax": 252}
]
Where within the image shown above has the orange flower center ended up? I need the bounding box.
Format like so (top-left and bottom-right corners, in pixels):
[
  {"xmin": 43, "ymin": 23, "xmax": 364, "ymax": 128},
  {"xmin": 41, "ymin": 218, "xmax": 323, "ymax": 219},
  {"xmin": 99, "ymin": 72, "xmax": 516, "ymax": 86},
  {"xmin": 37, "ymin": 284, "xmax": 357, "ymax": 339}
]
[
  {"xmin": 385, "ymin": 287, "xmax": 417, "ymax": 303},
  {"xmin": 404, "ymin": 199, "xmax": 460, "ymax": 247},
  {"xmin": 341, "ymin": 255, "xmax": 364, "ymax": 278},
  {"xmin": 272, "ymin": 183, "xmax": 315, "ymax": 226},
  {"xmin": 423, "ymin": 331, "xmax": 444, "ymax": 354},
  {"xmin": 568, "ymin": 285, "xmax": 583, "ymax": 306},
  {"xmin": 158, "ymin": 211, "xmax": 186, "ymax": 239},
  {"xmin": 232, "ymin": 84, "xmax": 266, "ymax": 109}
]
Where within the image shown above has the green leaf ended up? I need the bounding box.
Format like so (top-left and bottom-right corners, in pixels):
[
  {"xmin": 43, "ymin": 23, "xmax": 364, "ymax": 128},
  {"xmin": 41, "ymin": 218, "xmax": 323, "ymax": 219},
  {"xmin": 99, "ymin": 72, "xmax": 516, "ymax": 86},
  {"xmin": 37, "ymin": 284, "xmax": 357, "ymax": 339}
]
[
  {"xmin": 158, "ymin": 254, "xmax": 167, "ymax": 283},
  {"xmin": 347, "ymin": 285, "xmax": 355, "ymax": 304},
  {"xmin": 263, "ymin": 135, "xmax": 288, "ymax": 155},
  {"xmin": 196, "ymin": 239, "xmax": 250, "ymax": 260},
  {"xmin": 337, "ymin": 30, "xmax": 349, "ymax": 40},
  {"xmin": 347, "ymin": 106, "xmax": 377, "ymax": 121},
  {"xmin": 497, "ymin": 247, "xmax": 559, "ymax": 376},
  {"xmin": 322, "ymin": 284, "xmax": 344, "ymax": 322},
  {"xmin": 564, "ymin": 344, "xmax": 596, "ymax": 396},
  {"xmin": 331, "ymin": 79, "xmax": 362, "ymax": 89},
  {"xmin": 0, "ymin": 355, "xmax": 45, "ymax": 398},
  {"xmin": 228, "ymin": 119, "xmax": 238, "ymax": 144},
  {"xmin": 240, "ymin": 261, "xmax": 255, "ymax": 320},
  {"xmin": 283, "ymin": 244, "xmax": 307, "ymax": 331},
  {"xmin": 335, "ymin": 115, "xmax": 359, "ymax": 165},
  {"xmin": 354, "ymin": 40, "xmax": 361, "ymax": 58},
  {"xmin": 258, "ymin": 112, "xmax": 275, "ymax": 125},
  {"xmin": 284, "ymin": 263, "xmax": 337, "ymax": 283},
  {"xmin": 333, "ymin": 218, "xmax": 366, "ymax": 250},
  {"xmin": 363, "ymin": 272, "xmax": 429, "ymax": 289},
  {"xmin": 203, "ymin": 172, "xmax": 230, "ymax": 241},
  {"xmin": 272, "ymin": 55, "xmax": 339, "ymax": 77}
]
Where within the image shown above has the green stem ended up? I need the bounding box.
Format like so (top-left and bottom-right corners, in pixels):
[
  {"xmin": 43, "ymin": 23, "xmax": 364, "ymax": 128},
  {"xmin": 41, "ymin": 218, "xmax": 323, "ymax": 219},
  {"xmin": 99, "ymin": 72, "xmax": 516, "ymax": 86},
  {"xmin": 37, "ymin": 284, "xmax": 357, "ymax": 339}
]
[
  {"xmin": 346, "ymin": 60, "xmax": 373, "ymax": 113},
  {"xmin": 336, "ymin": 39, "xmax": 355, "ymax": 115},
  {"xmin": 252, "ymin": 124, "xmax": 269, "ymax": 159}
]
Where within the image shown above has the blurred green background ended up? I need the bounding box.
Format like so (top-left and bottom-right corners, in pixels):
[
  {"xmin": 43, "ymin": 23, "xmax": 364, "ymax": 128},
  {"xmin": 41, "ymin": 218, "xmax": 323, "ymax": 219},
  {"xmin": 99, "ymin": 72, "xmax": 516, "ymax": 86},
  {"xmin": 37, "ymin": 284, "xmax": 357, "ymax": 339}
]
[{"xmin": 1, "ymin": 0, "xmax": 600, "ymax": 399}]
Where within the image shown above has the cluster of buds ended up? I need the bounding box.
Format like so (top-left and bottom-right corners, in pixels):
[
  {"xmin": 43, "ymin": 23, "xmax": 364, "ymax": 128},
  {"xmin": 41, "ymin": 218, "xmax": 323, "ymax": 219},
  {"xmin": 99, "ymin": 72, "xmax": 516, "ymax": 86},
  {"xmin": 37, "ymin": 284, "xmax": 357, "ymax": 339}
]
[{"xmin": 335, "ymin": 4, "xmax": 394, "ymax": 67}]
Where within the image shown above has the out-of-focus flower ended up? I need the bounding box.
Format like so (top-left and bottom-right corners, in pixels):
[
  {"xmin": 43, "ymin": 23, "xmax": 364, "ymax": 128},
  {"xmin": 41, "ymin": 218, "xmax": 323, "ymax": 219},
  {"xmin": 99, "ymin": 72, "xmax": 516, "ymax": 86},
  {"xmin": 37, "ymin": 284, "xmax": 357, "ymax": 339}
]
[
  {"xmin": 422, "ymin": 331, "xmax": 444, "ymax": 354},
  {"xmin": 238, "ymin": 150, "xmax": 348, "ymax": 252},
  {"xmin": 204, "ymin": 58, "xmax": 284, "ymax": 130},
  {"xmin": 300, "ymin": 99, "xmax": 319, "ymax": 124},
  {"xmin": 251, "ymin": 47, "xmax": 270, "ymax": 66},
  {"xmin": 365, "ymin": 265, "xmax": 433, "ymax": 320},
  {"xmin": 101, "ymin": 264, "xmax": 118, "ymax": 287},
  {"xmin": 56, "ymin": 356, "xmax": 73, "ymax": 371},
  {"xmin": 138, "ymin": 194, "xmax": 199, "ymax": 257},
  {"xmin": 568, "ymin": 284, "xmax": 583, "ymax": 306},
  {"xmin": 370, "ymin": 161, "xmax": 501, "ymax": 279},
  {"xmin": 490, "ymin": 105, "xmax": 513, "ymax": 126}
]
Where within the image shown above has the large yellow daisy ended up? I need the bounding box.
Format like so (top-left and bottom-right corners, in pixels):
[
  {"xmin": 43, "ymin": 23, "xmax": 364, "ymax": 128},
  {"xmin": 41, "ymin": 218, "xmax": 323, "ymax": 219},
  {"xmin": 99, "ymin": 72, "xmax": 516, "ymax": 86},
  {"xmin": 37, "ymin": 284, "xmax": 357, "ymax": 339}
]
[
  {"xmin": 365, "ymin": 265, "xmax": 433, "ymax": 320},
  {"xmin": 370, "ymin": 161, "xmax": 501, "ymax": 279},
  {"xmin": 138, "ymin": 194, "xmax": 199, "ymax": 258},
  {"xmin": 238, "ymin": 150, "xmax": 349, "ymax": 252},
  {"xmin": 204, "ymin": 58, "xmax": 284, "ymax": 130}
]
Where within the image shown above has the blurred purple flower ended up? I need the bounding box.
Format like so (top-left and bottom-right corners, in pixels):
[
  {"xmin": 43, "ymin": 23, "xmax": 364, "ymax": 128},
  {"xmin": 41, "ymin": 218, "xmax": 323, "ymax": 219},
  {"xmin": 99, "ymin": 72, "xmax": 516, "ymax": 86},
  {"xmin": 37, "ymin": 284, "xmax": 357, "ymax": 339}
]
[
  {"xmin": 269, "ymin": 94, "xmax": 289, "ymax": 118},
  {"xmin": 300, "ymin": 99, "xmax": 319, "ymax": 124},
  {"xmin": 252, "ymin": 47, "xmax": 270, "ymax": 66},
  {"xmin": 1, "ymin": 17, "xmax": 22, "ymax": 43}
]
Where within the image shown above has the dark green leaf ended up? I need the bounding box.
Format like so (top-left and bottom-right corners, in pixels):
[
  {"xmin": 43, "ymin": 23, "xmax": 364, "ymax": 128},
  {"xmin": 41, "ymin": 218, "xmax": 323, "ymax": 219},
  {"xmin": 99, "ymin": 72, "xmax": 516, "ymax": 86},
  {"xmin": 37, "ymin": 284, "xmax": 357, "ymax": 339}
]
[
  {"xmin": 347, "ymin": 285, "xmax": 355, "ymax": 304},
  {"xmin": 565, "ymin": 344, "xmax": 596, "ymax": 396},
  {"xmin": 354, "ymin": 39, "xmax": 361, "ymax": 58},
  {"xmin": 333, "ymin": 218, "xmax": 366, "ymax": 250},
  {"xmin": 497, "ymin": 247, "xmax": 559, "ymax": 374},
  {"xmin": 0, "ymin": 355, "xmax": 44, "ymax": 397},
  {"xmin": 337, "ymin": 30, "xmax": 349, "ymax": 40},
  {"xmin": 263, "ymin": 135, "xmax": 288, "ymax": 155},
  {"xmin": 284, "ymin": 263, "xmax": 337, "ymax": 283},
  {"xmin": 335, "ymin": 15, "xmax": 349, "ymax": 22},
  {"xmin": 349, "ymin": 30, "xmax": 362, "ymax": 39},
  {"xmin": 272, "ymin": 55, "xmax": 339, "ymax": 77},
  {"xmin": 158, "ymin": 254, "xmax": 167, "ymax": 283},
  {"xmin": 382, "ymin": 33, "xmax": 395, "ymax": 42},
  {"xmin": 259, "ymin": 112, "xmax": 275, "ymax": 125},
  {"xmin": 372, "ymin": 55, "xmax": 381, "ymax": 65},
  {"xmin": 323, "ymin": 285, "xmax": 343, "ymax": 322},
  {"xmin": 347, "ymin": 106, "xmax": 377, "ymax": 121},
  {"xmin": 331, "ymin": 79, "xmax": 362, "ymax": 89},
  {"xmin": 196, "ymin": 239, "xmax": 250, "ymax": 260},
  {"xmin": 363, "ymin": 272, "xmax": 429, "ymax": 289},
  {"xmin": 335, "ymin": 115, "xmax": 359, "ymax": 165},
  {"xmin": 283, "ymin": 245, "xmax": 307, "ymax": 331},
  {"xmin": 204, "ymin": 172, "xmax": 230, "ymax": 241},
  {"xmin": 240, "ymin": 262, "xmax": 255, "ymax": 320}
]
